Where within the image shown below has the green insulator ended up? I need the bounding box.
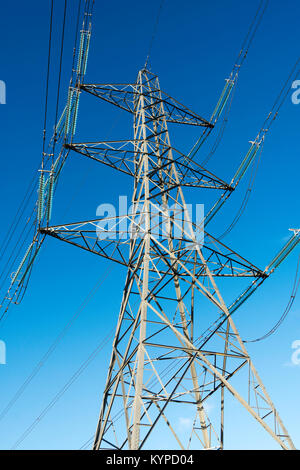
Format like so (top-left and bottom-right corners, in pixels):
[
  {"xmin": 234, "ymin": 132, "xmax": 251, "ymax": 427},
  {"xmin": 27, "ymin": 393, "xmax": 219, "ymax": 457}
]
[
  {"xmin": 211, "ymin": 81, "xmax": 229, "ymax": 120},
  {"xmin": 54, "ymin": 162, "xmax": 63, "ymax": 184},
  {"xmin": 37, "ymin": 172, "xmax": 45, "ymax": 223},
  {"xmin": 233, "ymin": 144, "xmax": 258, "ymax": 185},
  {"xmin": 228, "ymin": 275, "xmax": 264, "ymax": 316},
  {"xmin": 188, "ymin": 127, "xmax": 209, "ymax": 159},
  {"xmin": 52, "ymin": 156, "xmax": 60, "ymax": 172},
  {"xmin": 215, "ymin": 81, "xmax": 234, "ymax": 121},
  {"xmin": 211, "ymin": 76, "xmax": 235, "ymax": 123},
  {"xmin": 70, "ymin": 92, "xmax": 80, "ymax": 136},
  {"xmin": 46, "ymin": 172, "xmax": 54, "ymax": 223},
  {"xmin": 82, "ymin": 32, "xmax": 91, "ymax": 75},
  {"xmin": 44, "ymin": 157, "xmax": 60, "ymax": 193},
  {"xmin": 55, "ymin": 106, "xmax": 67, "ymax": 136},
  {"xmin": 43, "ymin": 175, "xmax": 50, "ymax": 194},
  {"xmin": 11, "ymin": 243, "xmax": 33, "ymax": 285},
  {"xmin": 229, "ymin": 287, "xmax": 255, "ymax": 315},
  {"xmin": 77, "ymin": 30, "xmax": 85, "ymax": 74},
  {"xmin": 268, "ymin": 237, "xmax": 296, "ymax": 270},
  {"xmin": 238, "ymin": 146, "xmax": 258, "ymax": 181},
  {"xmin": 271, "ymin": 236, "xmax": 300, "ymax": 270},
  {"xmin": 205, "ymin": 196, "xmax": 226, "ymax": 225},
  {"xmin": 65, "ymin": 88, "xmax": 73, "ymax": 135},
  {"xmin": 18, "ymin": 245, "xmax": 40, "ymax": 285}
]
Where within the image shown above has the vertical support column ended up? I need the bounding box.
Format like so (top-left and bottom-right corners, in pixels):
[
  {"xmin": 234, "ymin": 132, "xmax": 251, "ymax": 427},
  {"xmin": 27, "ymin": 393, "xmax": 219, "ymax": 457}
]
[
  {"xmin": 131, "ymin": 71, "xmax": 151, "ymax": 449},
  {"xmin": 150, "ymin": 81, "xmax": 210, "ymax": 448}
]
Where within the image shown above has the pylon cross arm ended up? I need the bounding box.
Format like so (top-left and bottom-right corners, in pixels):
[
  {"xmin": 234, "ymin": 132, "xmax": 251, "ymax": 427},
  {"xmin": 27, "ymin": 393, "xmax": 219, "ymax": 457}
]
[
  {"xmin": 80, "ymin": 83, "xmax": 213, "ymax": 127},
  {"xmin": 65, "ymin": 140, "xmax": 231, "ymax": 190},
  {"xmin": 39, "ymin": 219, "xmax": 266, "ymax": 280}
]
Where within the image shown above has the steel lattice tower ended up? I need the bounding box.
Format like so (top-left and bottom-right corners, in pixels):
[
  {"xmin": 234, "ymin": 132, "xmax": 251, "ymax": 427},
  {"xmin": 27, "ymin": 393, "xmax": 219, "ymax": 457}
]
[{"xmin": 40, "ymin": 68, "xmax": 296, "ymax": 450}]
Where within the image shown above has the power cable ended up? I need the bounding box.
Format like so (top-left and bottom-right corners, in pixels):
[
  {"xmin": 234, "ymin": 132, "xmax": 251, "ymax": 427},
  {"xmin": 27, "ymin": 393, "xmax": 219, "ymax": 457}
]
[
  {"xmin": 0, "ymin": 207, "xmax": 36, "ymax": 289},
  {"xmin": 80, "ymin": 435, "xmax": 94, "ymax": 450},
  {"xmin": 234, "ymin": 0, "xmax": 269, "ymax": 71},
  {"xmin": 205, "ymin": 54, "xmax": 300, "ymax": 231},
  {"xmin": 0, "ymin": 182, "xmax": 37, "ymax": 267},
  {"xmin": 11, "ymin": 327, "xmax": 115, "ymax": 449},
  {"xmin": 144, "ymin": 0, "xmax": 165, "ymax": 69},
  {"xmin": 244, "ymin": 254, "xmax": 300, "ymax": 343},
  {"xmin": 185, "ymin": 0, "xmax": 269, "ymax": 169},
  {"xmin": 0, "ymin": 0, "xmax": 55, "ymax": 268},
  {"xmin": 71, "ymin": 0, "xmax": 82, "ymax": 74},
  {"xmin": 200, "ymin": 76, "xmax": 237, "ymax": 166},
  {"xmin": 201, "ymin": 0, "xmax": 269, "ymax": 166},
  {"xmin": 0, "ymin": 264, "xmax": 115, "ymax": 423},
  {"xmin": 217, "ymin": 138, "xmax": 264, "ymax": 240},
  {"xmin": 42, "ymin": 0, "xmax": 54, "ymax": 157},
  {"xmin": 0, "ymin": 0, "xmax": 85, "ymax": 320},
  {"xmin": 52, "ymin": 0, "xmax": 68, "ymax": 157},
  {"xmin": 0, "ymin": 0, "xmax": 103, "ymax": 427}
]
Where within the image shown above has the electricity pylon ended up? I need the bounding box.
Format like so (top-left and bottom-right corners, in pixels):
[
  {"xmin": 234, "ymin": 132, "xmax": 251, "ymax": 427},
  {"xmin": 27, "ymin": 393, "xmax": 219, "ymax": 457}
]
[{"xmin": 40, "ymin": 68, "xmax": 297, "ymax": 450}]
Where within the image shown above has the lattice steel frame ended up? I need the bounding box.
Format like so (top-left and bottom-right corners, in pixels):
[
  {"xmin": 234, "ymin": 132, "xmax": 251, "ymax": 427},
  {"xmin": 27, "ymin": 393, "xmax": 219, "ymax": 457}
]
[{"xmin": 41, "ymin": 69, "xmax": 295, "ymax": 450}]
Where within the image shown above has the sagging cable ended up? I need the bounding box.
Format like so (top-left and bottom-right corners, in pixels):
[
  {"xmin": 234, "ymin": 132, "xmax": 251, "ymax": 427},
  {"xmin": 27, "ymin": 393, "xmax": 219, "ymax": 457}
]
[{"xmin": 187, "ymin": 0, "xmax": 269, "ymax": 162}]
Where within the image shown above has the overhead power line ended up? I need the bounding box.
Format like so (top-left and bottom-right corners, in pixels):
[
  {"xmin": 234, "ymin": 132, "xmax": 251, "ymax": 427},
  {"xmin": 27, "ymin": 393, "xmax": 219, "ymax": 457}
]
[
  {"xmin": 11, "ymin": 328, "xmax": 115, "ymax": 450},
  {"xmin": 144, "ymin": 0, "xmax": 165, "ymax": 69},
  {"xmin": 2, "ymin": 0, "xmax": 299, "ymax": 452},
  {"xmin": 244, "ymin": 254, "xmax": 300, "ymax": 343},
  {"xmin": 0, "ymin": 264, "xmax": 115, "ymax": 423}
]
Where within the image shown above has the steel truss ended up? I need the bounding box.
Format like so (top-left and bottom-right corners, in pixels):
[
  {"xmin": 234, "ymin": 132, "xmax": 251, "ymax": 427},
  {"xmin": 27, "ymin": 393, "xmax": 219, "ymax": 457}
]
[{"xmin": 41, "ymin": 69, "xmax": 296, "ymax": 450}]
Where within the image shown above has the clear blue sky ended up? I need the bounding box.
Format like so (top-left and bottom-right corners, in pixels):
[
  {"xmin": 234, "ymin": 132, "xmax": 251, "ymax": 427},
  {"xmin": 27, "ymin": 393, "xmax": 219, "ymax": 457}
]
[{"xmin": 0, "ymin": 0, "xmax": 299, "ymax": 450}]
